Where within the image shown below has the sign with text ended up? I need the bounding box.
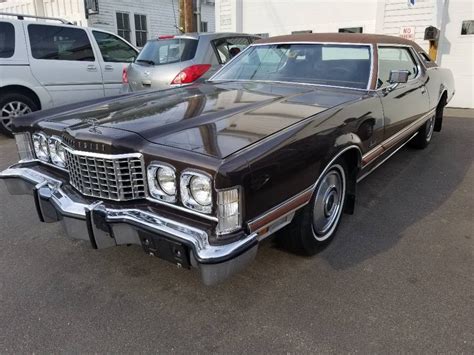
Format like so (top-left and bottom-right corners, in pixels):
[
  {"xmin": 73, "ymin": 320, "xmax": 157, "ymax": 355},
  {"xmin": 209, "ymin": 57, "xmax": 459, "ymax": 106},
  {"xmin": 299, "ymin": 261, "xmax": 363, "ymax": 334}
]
[{"xmin": 399, "ymin": 26, "xmax": 416, "ymax": 40}]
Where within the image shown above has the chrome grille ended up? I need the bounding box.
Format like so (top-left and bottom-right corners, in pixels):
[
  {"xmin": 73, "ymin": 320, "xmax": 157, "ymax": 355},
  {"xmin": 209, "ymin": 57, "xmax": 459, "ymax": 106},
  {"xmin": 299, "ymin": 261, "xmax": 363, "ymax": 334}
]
[{"xmin": 64, "ymin": 149, "xmax": 146, "ymax": 201}]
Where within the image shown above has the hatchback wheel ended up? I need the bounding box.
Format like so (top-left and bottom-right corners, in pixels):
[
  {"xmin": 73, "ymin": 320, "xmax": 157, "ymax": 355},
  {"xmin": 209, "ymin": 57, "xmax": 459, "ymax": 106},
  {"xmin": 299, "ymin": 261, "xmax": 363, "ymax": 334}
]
[{"xmin": 0, "ymin": 93, "xmax": 38, "ymax": 138}]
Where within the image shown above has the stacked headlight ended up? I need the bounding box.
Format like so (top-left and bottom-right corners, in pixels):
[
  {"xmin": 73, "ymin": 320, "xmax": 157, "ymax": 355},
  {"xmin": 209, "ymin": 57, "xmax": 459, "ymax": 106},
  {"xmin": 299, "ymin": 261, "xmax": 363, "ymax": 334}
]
[
  {"xmin": 32, "ymin": 133, "xmax": 49, "ymax": 162},
  {"xmin": 180, "ymin": 171, "xmax": 213, "ymax": 214},
  {"xmin": 48, "ymin": 137, "xmax": 66, "ymax": 168},
  {"xmin": 147, "ymin": 163, "xmax": 177, "ymax": 202}
]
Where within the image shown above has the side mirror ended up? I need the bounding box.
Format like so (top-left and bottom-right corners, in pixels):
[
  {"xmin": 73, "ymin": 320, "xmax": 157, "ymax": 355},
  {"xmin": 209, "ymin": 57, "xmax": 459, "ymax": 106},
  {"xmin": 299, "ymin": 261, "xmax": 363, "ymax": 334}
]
[{"xmin": 388, "ymin": 70, "xmax": 409, "ymax": 84}]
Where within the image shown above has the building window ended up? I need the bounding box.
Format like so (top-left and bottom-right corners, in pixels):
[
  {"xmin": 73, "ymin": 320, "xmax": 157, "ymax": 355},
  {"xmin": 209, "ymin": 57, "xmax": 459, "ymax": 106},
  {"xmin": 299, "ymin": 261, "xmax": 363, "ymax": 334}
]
[
  {"xmin": 461, "ymin": 20, "xmax": 474, "ymax": 35},
  {"xmin": 292, "ymin": 30, "xmax": 312, "ymax": 34},
  {"xmin": 84, "ymin": 0, "xmax": 99, "ymax": 16},
  {"xmin": 201, "ymin": 21, "xmax": 208, "ymax": 33},
  {"xmin": 116, "ymin": 12, "xmax": 131, "ymax": 43},
  {"xmin": 134, "ymin": 14, "xmax": 147, "ymax": 47},
  {"xmin": 339, "ymin": 27, "xmax": 363, "ymax": 33}
]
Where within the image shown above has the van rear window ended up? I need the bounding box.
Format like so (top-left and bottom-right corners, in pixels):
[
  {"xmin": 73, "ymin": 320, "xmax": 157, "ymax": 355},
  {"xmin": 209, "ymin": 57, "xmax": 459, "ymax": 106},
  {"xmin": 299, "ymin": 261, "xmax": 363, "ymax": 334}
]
[
  {"xmin": 0, "ymin": 22, "xmax": 15, "ymax": 58},
  {"xmin": 135, "ymin": 38, "xmax": 198, "ymax": 65}
]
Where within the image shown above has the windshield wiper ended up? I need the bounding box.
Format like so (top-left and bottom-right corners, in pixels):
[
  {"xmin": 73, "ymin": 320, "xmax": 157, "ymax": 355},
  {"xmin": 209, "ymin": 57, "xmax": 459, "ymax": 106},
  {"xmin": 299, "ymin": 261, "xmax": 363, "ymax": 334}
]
[{"xmin": 136, "ymin": 59, "xmax": 156, "ymax": 65}]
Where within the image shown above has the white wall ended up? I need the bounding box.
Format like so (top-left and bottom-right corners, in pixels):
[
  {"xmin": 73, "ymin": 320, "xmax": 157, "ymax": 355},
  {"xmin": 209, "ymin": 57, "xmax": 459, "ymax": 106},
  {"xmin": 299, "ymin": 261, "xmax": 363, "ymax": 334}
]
[
  {"xmin": 437, "ymin": 0, "xmax": 473, "ymax": 108},
  {"xmin": 217, "ymin": 0, "xmax": 380, "ymax": 35}
]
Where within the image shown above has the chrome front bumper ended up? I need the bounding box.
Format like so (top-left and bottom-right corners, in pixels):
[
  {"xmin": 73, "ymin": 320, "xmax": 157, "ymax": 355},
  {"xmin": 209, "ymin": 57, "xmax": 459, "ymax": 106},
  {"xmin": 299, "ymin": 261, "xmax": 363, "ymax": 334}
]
[{"xmin": 0, "ymin": 164, "xmax": 258, "ymax": 285}]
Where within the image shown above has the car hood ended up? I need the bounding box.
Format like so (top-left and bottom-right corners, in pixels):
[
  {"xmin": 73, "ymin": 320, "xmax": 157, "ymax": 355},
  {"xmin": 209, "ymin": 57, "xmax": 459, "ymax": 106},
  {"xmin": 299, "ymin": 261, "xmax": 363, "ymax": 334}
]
[{"xmin": 37, "ymin": 81, "xmax": 366, "ymax": 159}]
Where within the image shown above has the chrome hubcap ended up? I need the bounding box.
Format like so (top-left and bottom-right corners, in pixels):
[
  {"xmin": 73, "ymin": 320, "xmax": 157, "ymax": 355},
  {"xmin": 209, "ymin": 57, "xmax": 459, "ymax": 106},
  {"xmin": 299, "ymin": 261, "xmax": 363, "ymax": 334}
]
[
  {"xmin": 426, "ymin": 116, "xmax": 435, "ymax": 141},
  {"xmin": 312, "ymin": 165, "xmax": 346, "ymax": 241},
  {"xmin": 1, "ymin": 101, "xmax": 32, "ymax": 131}
]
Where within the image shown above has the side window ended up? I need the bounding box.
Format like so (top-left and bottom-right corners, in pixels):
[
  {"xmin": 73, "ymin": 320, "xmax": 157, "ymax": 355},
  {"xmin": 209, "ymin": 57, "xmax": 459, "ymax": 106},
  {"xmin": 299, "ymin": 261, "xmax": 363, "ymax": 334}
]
[
  {"xmin": 28, "ymin": 24, "xmax": 95, "ymax": 61},
  {"xmin": 377, "ymin": 47, "xmax": 418, "ymax": 88},
  {"xmin": 212, "ymin": 37, "xmax": 252, "ymax": 64},
  {"xmin": 93, "ymin": 31, "xmax": 137, "ymax": 63},
  {"xmin": 0, "ymin": 22, "xmax": 15, "ymax": 58}
]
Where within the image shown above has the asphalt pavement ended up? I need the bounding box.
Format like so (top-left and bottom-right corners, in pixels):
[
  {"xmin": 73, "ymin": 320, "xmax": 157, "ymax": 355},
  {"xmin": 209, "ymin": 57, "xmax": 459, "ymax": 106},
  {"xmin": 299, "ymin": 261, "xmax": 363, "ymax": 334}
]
[{"xmin": 0, "ymin": 112, "xmax": 473, "ymax": 353}]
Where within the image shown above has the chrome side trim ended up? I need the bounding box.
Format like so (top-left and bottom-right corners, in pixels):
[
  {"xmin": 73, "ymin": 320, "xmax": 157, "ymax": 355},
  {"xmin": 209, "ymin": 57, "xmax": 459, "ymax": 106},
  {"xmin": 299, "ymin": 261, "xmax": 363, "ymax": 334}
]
[
  {"xmin": 248, "ymin": 145, "xmax": 362, "ymax": 233},
  {"xmin": 357, "ymin": 132, "xmax": 418, "ymax": 183},
  {"xmin": 362, "ymin": 108, "xmax": 436, "ymax": 166}
]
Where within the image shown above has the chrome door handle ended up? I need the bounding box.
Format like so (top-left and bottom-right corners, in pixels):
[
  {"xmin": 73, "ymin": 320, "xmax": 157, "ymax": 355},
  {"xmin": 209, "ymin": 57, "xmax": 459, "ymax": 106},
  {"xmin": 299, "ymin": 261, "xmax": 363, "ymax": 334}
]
[
  {"xmin": 87, "ymin": 64, "xmax": 97, "ymax": 72},
  {"xmin": 104, "ymin": 65, "xmax": 114, "ymax": 71}
]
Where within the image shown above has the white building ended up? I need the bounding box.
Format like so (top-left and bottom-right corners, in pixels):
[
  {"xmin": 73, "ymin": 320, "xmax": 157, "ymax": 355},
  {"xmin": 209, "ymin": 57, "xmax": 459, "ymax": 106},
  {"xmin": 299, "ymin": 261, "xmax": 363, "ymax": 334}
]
[
  {"xmin": 216, "ymin": 0, "xmax": 473, "ymax": 108},
  {"xmin": 0, "ymin": 0, "xmax": 216, "ymax": 48}
]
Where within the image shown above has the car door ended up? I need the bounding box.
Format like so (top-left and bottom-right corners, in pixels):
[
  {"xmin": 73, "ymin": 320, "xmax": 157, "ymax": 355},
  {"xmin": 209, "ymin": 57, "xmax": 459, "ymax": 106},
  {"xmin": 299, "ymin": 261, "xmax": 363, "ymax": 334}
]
[
  {"xmin": 91, "ymin": 30, "xmax": 138, "ymax": 96},
  {"xmin": 377, "ymin": 46, "xmax": 430, "ymax": 140},
  {"xmin": 26, "ymin": 23, "xmax": 105, "ymax": 107}
]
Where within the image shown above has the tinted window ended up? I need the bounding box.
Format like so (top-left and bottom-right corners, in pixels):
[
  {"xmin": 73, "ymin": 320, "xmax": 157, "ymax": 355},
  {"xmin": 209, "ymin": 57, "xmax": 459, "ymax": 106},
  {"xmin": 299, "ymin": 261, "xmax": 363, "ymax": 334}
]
[
  {"xmin": 28, "ymin": 24, "xmax": 95, "ymax": 61},
  {"xmin": 0, "ymin": 22, "xmax": 15, "ymax": 58},
  {"xmin": 213, "ymin": 37, "xmax": 252, "ymax": 64},
  {"xmin": 377, "ymin": 47, "xmax": 418, "ymax": 88},
  {"xmin": 93, "ymin": 31, "xmax": 137, "ymax": 63},
  {"xmin": 339, "ymin": 27, "xmax": 363, "ymax": 33},
  {"xmin": 212, "ymin": 44, "xmax": 372, "ymax": 89},
  {"xmin": 136, "ymin": 38, "xmax": 198, "ymax": 65}
]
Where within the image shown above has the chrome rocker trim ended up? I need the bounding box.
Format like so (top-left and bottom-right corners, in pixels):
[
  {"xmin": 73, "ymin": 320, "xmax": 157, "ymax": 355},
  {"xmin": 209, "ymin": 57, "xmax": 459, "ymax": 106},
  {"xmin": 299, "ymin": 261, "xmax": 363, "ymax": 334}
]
[{"xmin": 0, "ymin": 165, "xmax": 258, "ymax": 285}]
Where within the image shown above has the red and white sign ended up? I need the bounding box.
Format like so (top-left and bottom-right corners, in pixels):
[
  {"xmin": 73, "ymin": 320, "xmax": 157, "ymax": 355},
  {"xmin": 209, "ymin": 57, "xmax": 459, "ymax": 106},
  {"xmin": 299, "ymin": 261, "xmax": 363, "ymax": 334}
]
[{"xmin": 399, "ymin": 26, "xmax": 416, "ymax": 40}]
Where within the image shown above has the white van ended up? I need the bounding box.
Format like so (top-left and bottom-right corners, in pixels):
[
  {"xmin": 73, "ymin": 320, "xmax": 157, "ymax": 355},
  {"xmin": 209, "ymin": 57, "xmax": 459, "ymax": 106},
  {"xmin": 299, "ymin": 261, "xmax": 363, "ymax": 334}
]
[{"xmin": 0, "ymin": 13, "xmax": 138, "ymax": 137}]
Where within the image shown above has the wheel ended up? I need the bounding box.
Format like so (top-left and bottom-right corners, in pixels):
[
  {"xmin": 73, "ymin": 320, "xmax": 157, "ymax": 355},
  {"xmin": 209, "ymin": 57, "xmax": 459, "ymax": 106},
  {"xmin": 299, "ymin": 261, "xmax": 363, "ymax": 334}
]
[
  {"xmin": 280, "ymin": 159, "xmax": 348, "ymax": 255},
  {"xmin": 0, "ymin": 93, "xmax": 38, "ymax": 138},
  {"xmin": 409, "ymin": 114, "xmax": 435, "ymax": 149}
]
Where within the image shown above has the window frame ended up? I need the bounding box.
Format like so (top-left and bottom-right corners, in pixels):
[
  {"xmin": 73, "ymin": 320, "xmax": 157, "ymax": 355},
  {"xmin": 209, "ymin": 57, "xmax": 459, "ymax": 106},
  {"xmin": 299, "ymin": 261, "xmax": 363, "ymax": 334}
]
[
  {"xmin": 376, "ymin": 44, "xmax": 422, "ymax": 89},
  {"xmin": 200, "ymin": 21, "xmax": 208, "ymax": 33},
  {"xmin": 27, "ymin": 23, "xmax": 95, "ymax": 62},
  {"xmin": 338, "ymin": 27, "xmax": 363, "ymax": 34},
  {"xmin": 461, "ymin": 20, "xmax": 474, "ymax": 36},
  {"xmin": 0, "ymin": 21, "xmax": 15, "ymax": 58},
  {"xmin": 116, "ymin": 12, "xmax": 131, "ymax": 43},
  {"xmin": 134, "ymin": 13, "xmax": 148, "ymax": 48}
]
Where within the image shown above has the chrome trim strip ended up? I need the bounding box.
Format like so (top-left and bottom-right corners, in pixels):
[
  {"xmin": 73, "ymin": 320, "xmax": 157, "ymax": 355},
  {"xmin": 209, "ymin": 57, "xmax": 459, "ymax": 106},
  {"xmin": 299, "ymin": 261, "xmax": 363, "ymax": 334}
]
[
  {"xmin": 62, "ymin": 146, "xmax": 143, "ymax": 160},
  {"xmin": 358, "ymin": 132, "xmax": 418, "ymax": 183},
  {"xmin": 0, "ymin": 166, "xmax": 254, "ymax": 261},
  {"xmin": 362, "ymin": 108, "xmax": 436, "ymax": 165},
  {"xmin": 145, "ymin": 197, "xmax": 218, "ymax": 222},
  {"xmin": 248, "ymin": 145, "xmax": 362, "ymax": 232}
]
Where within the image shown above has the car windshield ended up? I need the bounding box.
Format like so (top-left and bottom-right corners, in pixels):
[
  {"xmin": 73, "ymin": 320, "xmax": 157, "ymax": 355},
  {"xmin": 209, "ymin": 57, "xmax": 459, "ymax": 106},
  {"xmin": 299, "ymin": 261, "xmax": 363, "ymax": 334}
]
[
  {"xmin": 135, "ymin": 38, "xmax": 198, "ymax": 65},
  {"xmin": 211, "ymin": 43, "xmax": 372, "ymax": 89}
]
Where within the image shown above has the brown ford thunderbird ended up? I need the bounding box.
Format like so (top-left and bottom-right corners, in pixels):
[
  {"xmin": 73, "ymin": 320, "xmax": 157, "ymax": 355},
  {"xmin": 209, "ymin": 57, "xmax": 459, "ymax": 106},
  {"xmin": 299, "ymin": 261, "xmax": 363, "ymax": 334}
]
[{"xmin": 0, "ymin": 33, "xmax": 455, "ymax": 284}]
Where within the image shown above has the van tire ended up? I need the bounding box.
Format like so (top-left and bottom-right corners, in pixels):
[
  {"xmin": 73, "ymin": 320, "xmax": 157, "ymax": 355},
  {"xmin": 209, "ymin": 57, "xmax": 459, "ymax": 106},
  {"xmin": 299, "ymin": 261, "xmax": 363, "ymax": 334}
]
[{"xmin": 0, "ymin": 93, "xmax": 39, "ymax": 138}]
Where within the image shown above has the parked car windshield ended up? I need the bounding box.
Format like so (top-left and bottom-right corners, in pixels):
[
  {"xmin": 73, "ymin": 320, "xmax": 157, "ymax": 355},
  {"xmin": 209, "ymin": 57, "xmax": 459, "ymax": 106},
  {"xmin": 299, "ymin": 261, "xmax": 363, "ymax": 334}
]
[
  {"xmin": 211, "ymin": 43, "xmax": 372, "ymax": 89},
  {"xmin": 135, "ymin": 38, "xmax": 198, "ymax": 65}
]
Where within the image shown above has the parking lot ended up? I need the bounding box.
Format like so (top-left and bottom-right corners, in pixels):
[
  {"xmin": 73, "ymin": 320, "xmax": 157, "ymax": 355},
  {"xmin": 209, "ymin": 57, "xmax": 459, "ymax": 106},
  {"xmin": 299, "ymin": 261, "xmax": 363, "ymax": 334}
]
[{"xmin": 0, "ymin": 110, "xmax": 472, "ymax": 353}]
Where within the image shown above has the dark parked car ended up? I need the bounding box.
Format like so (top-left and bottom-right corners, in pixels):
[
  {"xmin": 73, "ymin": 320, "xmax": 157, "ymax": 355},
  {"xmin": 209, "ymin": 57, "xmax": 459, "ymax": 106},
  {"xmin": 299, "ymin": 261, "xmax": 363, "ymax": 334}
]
[{"xmin": 0, "ymin": 33, "xmax": 455, "ymax": 285}]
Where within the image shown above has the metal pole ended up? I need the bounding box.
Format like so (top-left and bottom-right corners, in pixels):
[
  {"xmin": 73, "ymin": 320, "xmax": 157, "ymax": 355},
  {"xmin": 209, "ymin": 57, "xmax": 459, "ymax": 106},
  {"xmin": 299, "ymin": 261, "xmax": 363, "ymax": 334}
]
[{"xmin": 196, "ymin": 0, "xmax": 201, "ymax": 33}]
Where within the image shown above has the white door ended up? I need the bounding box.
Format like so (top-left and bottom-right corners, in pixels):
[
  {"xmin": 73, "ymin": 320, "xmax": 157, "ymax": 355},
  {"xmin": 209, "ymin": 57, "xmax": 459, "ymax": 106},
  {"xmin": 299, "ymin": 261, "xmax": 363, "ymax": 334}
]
[
  {"xmin": 91, "ymin": 30, "xmax": 138, "ymax": 97},
  {"xmin": 438, "ymin": 1, "xmax": 474, "ymax": 108},
  {"xmin": 25, "ymin": 23, "xmax": 105, "ymax": 107}
]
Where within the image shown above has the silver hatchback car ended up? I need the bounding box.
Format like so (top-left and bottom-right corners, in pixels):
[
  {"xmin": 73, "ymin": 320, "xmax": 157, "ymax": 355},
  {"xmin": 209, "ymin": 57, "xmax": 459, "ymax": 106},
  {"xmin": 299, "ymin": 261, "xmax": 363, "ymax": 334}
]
[{"xmin": 123, "ymin": 32, "xmax": 259, "ymax": 92}]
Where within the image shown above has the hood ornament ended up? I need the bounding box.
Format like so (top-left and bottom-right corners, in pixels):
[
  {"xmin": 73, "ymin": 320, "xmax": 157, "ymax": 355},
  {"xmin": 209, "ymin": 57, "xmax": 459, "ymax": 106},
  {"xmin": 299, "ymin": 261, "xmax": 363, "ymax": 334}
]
[{"xmin": 85, "ymin": 118, "xmax": 102, "ymax": 134}]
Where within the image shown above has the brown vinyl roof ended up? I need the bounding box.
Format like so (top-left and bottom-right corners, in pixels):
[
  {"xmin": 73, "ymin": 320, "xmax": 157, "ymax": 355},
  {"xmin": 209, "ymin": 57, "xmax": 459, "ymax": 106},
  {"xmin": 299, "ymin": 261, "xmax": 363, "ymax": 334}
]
[{"xmin": 256, "ymin": 32, "xmax": 426, "ymax": 52}]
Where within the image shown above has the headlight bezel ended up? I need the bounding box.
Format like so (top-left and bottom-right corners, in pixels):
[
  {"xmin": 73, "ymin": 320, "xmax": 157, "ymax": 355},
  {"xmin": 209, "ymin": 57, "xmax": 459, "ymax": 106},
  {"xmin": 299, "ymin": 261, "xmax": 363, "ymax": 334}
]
[
  {"xmin": 48, "ymin": 136, "xmax": 66, "ymax": 168},
  {"xmin": 180, "ymin": 170, "xmax": 213, "ymax": 214},
  {"xmin": 147, "ymin": 162, "xmax": 177, "ymax": 203},
  {"xmin": 32, "ymin": 132, "xmax": 50, "ymax": 162}
]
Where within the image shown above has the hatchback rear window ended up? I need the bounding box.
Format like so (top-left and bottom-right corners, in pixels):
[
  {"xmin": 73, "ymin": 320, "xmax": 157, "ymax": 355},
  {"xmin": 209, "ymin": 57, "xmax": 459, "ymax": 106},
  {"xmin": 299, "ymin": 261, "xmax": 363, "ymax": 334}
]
[
  {"xmin": 135, "ymin": 38, "xmax": 198, "ymax": 65},
  {"xmin": 0, "ymin": 22, "xmax": 15, "ymax": 58}
]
